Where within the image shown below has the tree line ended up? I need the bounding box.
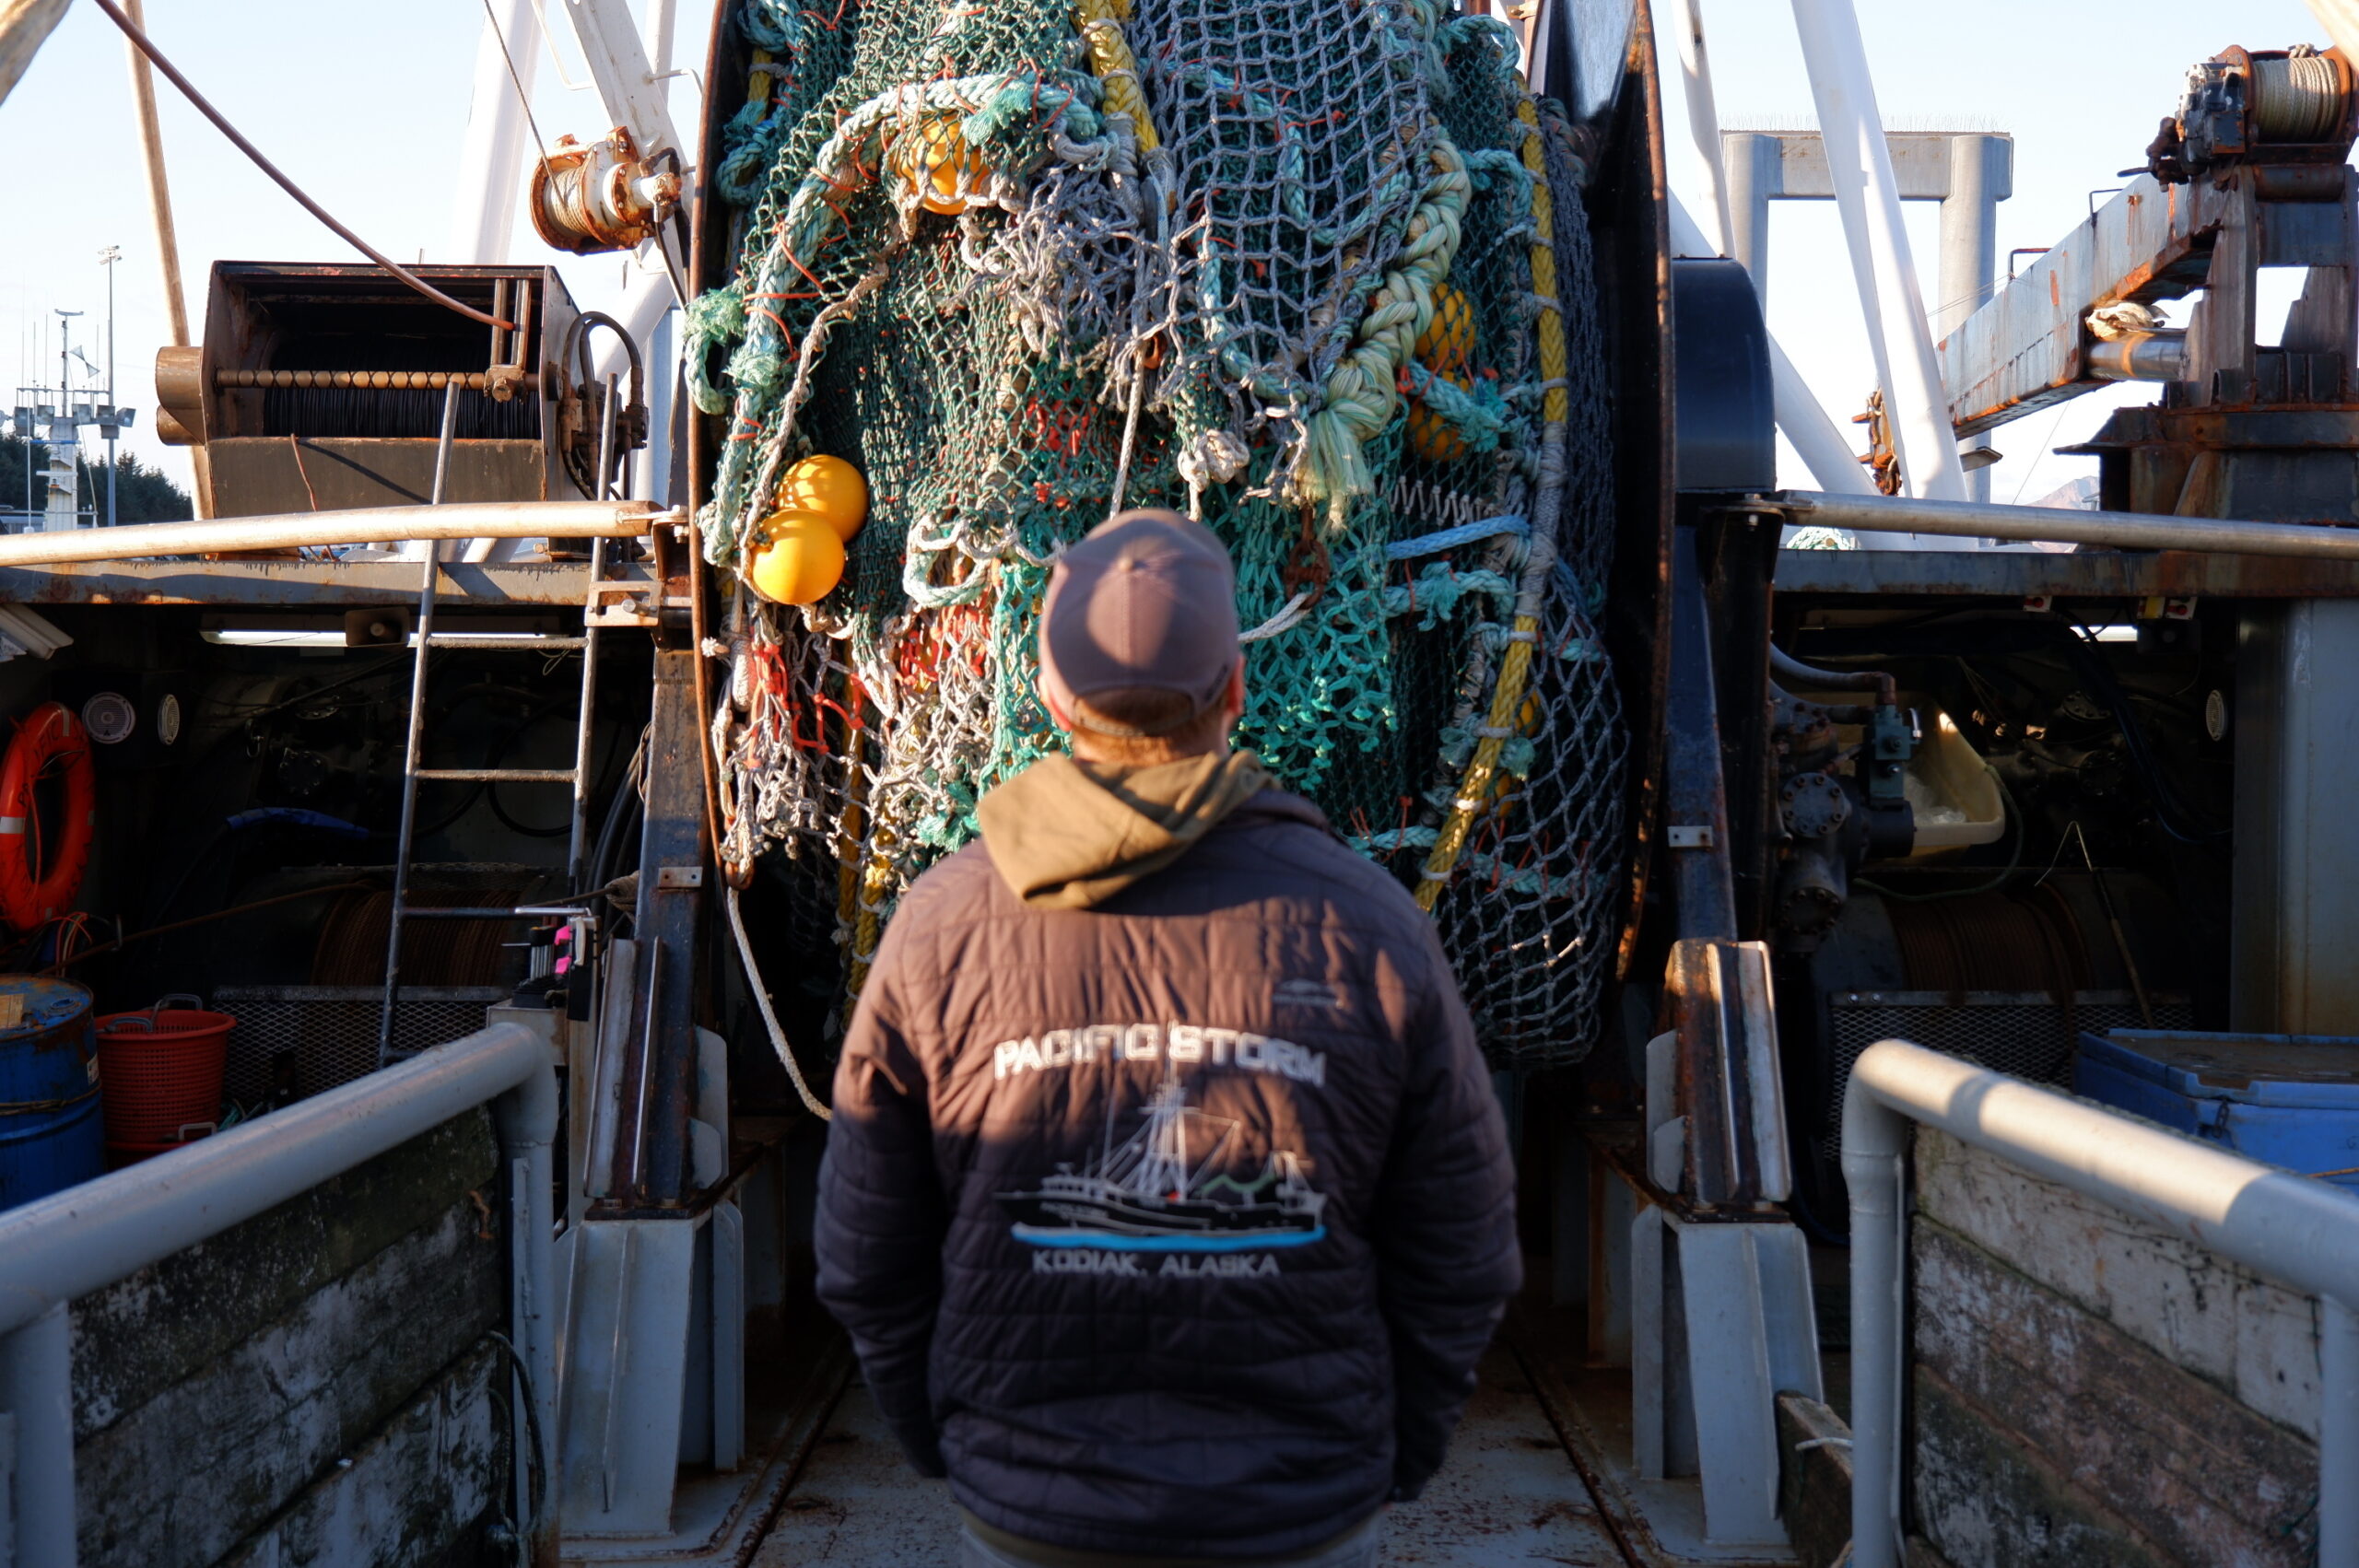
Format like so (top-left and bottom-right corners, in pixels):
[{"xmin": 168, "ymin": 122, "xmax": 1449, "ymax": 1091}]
[{"xmin": 0, "ymin": 433, "xmax": 194, "ymax": 523}]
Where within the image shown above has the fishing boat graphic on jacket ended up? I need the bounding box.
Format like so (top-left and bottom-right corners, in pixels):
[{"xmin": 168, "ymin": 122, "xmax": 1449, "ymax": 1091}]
[{"xmin": 998, "ymin": 1076, "xmax": 1328, "ymax": 1253}]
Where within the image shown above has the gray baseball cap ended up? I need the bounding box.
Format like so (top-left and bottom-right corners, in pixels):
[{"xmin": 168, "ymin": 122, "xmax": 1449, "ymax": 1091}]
[{"xmin": 1038, "ymin": 509, "xmax": 1241, "ymax": 737}]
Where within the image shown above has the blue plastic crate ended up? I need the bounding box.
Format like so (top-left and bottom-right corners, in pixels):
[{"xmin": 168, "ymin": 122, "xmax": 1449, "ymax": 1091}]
[{"xmin": 2075, "ymin": 1030, "xmax": 2359, "ymax": 1192}]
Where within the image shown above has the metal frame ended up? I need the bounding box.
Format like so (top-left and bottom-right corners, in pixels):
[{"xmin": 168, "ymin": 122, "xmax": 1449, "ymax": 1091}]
[
  {"xmin": 1773, "ymin": 546, "xmax": 2359, "ymax": 599},
  {"xmin": 1842, "ymin": 1038, "xmax": 2359, "ymax": 1568},
  {"xmin": 0, "ymin": 556, "xmax": 654, "ymax": 608},
  {"xmin": 1720, "ymin": 129, "xmax": 2011, "ymax": 338},
  {"xmin": 0, "ymin": 1023, "xmax": 560, "ymax": 1568}
]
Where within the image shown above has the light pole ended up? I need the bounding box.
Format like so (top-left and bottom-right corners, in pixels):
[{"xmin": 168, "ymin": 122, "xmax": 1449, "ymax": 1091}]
[{"xmin": 99, "ymin": 247, "xmax": 120, "ymax": 528}]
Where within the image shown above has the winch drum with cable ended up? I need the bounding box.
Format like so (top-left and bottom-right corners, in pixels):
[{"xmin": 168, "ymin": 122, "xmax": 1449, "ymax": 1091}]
[{"xmin": 2250, "ymin": 45, "xmax": 2351, "ymax": 141}]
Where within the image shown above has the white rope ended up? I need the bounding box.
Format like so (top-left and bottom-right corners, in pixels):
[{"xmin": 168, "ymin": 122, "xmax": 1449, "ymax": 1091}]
[
  {"xmin": 1238, "ymin": 590, "xmax": 1313, "ymax": 642},
  {"xmin": 725, "ymin": 883, "xmax": 832, "ymax": 1120}
]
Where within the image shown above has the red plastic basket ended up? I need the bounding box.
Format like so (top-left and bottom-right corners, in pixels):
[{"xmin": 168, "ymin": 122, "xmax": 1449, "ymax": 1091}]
[
  {"xmin": 104, "ymin": 1121, "xmax": 217, "ymax": 1170},
  {"xmin": 96, "ymin": 996, "xmax": 235, "ymax": 1145}
]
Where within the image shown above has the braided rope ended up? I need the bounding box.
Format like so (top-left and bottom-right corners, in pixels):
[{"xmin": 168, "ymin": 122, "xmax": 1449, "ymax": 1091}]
[
  {"xmin": 1416, "ymin": 96, "xmax": 1567, "ymax": 912},
  {"xmin": 1075, "ymin": 0, "xmax": 1159, "ymax": 156},
  {"xmin": 1296, "ymin": 135, "xmax": 1472, "ymax": 518}
]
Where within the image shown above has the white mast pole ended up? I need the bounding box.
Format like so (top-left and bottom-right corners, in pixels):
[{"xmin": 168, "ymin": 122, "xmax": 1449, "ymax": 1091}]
[
  {"xmin": 1789, "ymin": 0, "xmax": 1966, "ymax": 505},
  {"xmin": 1669, "ymin": 0, "xmax": 1732, "ymax": 252},
  {"xmin": 450, "ymin": 0, "xmax": 541, "ymax": 265}
]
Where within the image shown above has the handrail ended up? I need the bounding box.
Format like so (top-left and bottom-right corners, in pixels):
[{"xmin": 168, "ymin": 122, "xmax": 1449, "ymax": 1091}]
[
  {"xmin": 1842, "ymin": 1039, "xmax": 2359, "ymax": 1568},
  {"xmin": 0, "ymin": 1022, "xmax": 560, "ymax": 1568},
  {"xmin": 0, "ymin": 499, "xmax": 667, "ymax": 571},
  {"xmin": 1748, "ymin": 489, "xmax": 2359, "ymax": 561}
]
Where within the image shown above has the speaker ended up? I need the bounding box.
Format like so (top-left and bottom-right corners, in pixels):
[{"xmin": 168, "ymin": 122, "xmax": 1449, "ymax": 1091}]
[{"xmin": 53, "ymin": 669, "xmax": 190, "ymax": 771}]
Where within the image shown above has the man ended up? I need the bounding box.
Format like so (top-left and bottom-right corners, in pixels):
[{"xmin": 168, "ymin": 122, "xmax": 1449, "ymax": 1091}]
[{"xmin": 815, "ymin": 509, "xmax": 1520, "ymax": 1568}]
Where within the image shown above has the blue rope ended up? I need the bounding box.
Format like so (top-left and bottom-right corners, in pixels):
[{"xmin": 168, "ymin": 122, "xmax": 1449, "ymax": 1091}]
[{"xmin": 1384, "ymin": 514, "xmax": 1528, "ymax": 560}]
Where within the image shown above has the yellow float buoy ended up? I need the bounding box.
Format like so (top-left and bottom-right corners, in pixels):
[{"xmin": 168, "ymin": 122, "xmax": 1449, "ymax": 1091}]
[
  {"xmin": 890, "ymin": 116, "xmax": 987, "ymax": 216},
  {"xmin": 1406, "ymin": 373, "xmax": 1471, "ymax": 465},
  {"xmin": 1414, "ymin": 282, "xmax": 1476, "ymax": 373},
  {"xmin": 743, "ymin": 511, "xmax": 847, "ymax": 605},
  {"xmin": 775, "ymin": 454, "xmax": 868, "ymax": 542}
]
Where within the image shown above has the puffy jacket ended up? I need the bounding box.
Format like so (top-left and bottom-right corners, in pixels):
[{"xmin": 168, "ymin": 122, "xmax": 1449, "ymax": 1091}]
[{"xmin": 813, "ymin": 788, "xmax": 1520, "ymax": 1560}]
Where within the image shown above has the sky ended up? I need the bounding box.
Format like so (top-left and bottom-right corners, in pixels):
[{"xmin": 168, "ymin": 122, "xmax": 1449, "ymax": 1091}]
[
  {"xmin": 0, "ymin": 0, "xmax": 689, "ymax": 494},
  {"xmin": 0, "ymin": 0, "xmax": 2337, "ymax": 504},
  {"xmin": 1649, "ymin": 0, "xmax": 2330, "ymax": 502}
]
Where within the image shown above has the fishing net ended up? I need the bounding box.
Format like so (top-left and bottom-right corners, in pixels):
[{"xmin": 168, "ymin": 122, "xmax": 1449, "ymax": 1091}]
[{"xmin": 695, "ymin": 0, "xmax": 1624, "ymax": 1067}]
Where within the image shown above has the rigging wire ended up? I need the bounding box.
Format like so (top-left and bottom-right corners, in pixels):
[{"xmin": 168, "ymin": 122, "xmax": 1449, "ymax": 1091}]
[
  {"xmin": 481, "ymin": 0, "xmax": 554, "ymax": 163},
  {"xmin": 88, "ymin": 0, "xmax": 516, "ymax": 332}
]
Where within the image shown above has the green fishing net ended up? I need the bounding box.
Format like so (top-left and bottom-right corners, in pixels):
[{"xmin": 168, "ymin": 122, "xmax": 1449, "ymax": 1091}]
[{"xmin": 696, "ymin": 0, "xmax": 1623, "ymax": 1064}]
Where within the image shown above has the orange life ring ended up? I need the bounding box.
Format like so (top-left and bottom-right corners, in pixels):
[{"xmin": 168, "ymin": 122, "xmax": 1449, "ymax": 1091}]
[{"xmin": 0, "ymin": 703, "xmax": 95, "ymax": 931}]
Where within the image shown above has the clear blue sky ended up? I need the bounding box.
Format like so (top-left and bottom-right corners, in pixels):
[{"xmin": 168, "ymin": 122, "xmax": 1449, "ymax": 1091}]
[{"xmin": 0, "ymin": 0, "xmax": 2335, "ymax": 503}]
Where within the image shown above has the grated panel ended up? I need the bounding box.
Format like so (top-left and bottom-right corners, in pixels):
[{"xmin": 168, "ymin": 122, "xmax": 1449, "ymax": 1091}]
[
  {"xmin": 1823, "ymin": 990, "xmax": 2193, "ymax": 1159},
  {"xmin": 214, "ymin": 986, "xmax": 507, "ymax": 1107}
]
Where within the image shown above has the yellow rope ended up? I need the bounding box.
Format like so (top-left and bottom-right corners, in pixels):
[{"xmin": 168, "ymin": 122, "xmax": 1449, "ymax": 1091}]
[
  {"xmin": 1074, "ymin": 0, "xmax": 1159, "ymax": 155},
  {"xmin": 845, "ymin": 842, "xmax": 896, "ymax": 998},
  {"xmin": 1416, "ymin": 97, "xmax": 1565, "ymax": 913}
]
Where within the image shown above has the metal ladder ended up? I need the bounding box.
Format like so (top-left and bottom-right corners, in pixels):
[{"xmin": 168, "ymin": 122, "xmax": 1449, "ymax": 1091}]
[{"xmin": 376, "ymin": 346, "xmax": 619, "ymax": 1065}]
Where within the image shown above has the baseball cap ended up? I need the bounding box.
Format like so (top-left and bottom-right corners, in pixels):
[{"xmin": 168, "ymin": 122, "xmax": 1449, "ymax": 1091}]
[{"xmin": 1037, "ymin": 509, "xmax": 1241, "ymax": 737}]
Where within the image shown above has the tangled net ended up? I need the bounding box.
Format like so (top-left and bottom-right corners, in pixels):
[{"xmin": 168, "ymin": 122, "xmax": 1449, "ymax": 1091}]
[{"xmin": 694, "ymin": 0, "xmax": 1625, "ymax": 1067}]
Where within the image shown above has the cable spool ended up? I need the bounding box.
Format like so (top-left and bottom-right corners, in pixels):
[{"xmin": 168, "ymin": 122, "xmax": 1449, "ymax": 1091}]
[{"xmin": 2251, "ymin": 47, "xmax": 2349, "ymax": 142}]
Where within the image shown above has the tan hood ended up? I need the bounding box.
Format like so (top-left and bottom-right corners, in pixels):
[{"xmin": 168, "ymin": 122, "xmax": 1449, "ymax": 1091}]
[{"xmin": 976, "ymin": 749, "xmax": 1273, "ymax": 909}]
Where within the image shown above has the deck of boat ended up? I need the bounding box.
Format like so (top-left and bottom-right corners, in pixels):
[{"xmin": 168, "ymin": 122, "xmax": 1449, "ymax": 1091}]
[{"xmin": 751, "ymin": 1347, "xmax": 1632, "ymax": 1567}]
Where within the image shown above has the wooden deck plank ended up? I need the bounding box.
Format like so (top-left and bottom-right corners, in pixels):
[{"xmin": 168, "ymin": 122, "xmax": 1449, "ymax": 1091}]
[{"xmin": 752, "ymin": 1347, "xmax": 1626, "ymax": 1565}]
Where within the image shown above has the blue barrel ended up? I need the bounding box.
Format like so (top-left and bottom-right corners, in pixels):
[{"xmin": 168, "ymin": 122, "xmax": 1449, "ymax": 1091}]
[{"xmin": 0, "ymin": 977, "xmax": 102, "ymax": 1210}]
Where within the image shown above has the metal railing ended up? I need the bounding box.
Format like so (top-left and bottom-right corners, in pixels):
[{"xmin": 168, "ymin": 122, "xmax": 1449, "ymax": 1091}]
[
  {"xmin": 1843, "ymin": 1038, "xmax": 2359, "ymax": 1568},
  {"xmin": 1752, "ymin": 488, "xmax": 2359, "ymax": 561},
  {"xmin": 0, "ymin": 499, "xmax": 665, "ymax": 570},
  {"xmin": 0, "ymin": 1023, "xmax": 559, "ymax": 1568}
]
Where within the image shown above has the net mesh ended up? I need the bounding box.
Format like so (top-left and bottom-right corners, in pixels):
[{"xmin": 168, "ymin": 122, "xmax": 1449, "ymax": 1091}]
[{"xmin": 695, "ymin": 0, "xmax": 1624, "ymax": 1066}]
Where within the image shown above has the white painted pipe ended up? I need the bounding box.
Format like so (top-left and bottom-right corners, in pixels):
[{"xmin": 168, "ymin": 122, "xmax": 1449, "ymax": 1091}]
[
  {"xmin": 1789, "ymin": 0, "xmax": 1966, "ymax": 504},
  {"xmin": 1766, "ymin": 338, "xmax": 1879, "ymax": 501},
  {"xmin": 451, "ymin": 0, "xmax": 542, "ymax": 265},
  {"xmin": 649, "ymin": 0, "xmax": 678, "ymax": 78},
  {"xmin": 1844, "ymin": 1039, "xmax": 2359, "ymax": 1568},
  {"xmin": 1668, "ymin": 0, "xmax": 1732, "ymax": 253},
  {"xmin": 0, "ymin": 499, "xmax": 663, "ymax": 569},
  {"xmin": 1839, "ymin": 1067, "xmax": 1906, "ymax": 1568},
  {"xmin": 2330, "ymin": 1297, "xmax": 2359, "ymax": 1568},
  {"xmin": 0, "ymin": 1023, "xmax": 557, "ymax": 1331},
  {"xmin": 491, "ymin": 1042, "xmax": 562, "ymax": 1568},
  {"xmin": 0, "ymin": 1024, "xmax": 557, "ymax": 1568},
  {"xmin": 1668, "ymin": 195, "xmax": 1874, "ymax": 497},
  {"xmin": 0, "ymin": 1305, "xmax": 73, "ymax": 1568}
]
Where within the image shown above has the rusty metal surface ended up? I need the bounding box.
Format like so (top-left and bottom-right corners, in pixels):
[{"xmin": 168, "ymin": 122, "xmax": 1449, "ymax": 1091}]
[
  {"xmin": 1773, "ymin": 547, "xmax": 2359, "ymax": 598},
  {"xmin": 197, "ymin": 263, "xmax": 582, "ymax": 518},
  {"xmin": 753, "ymin": 1350, "xmax": 1627, "ymax": 1567},
  {"xmin": 1513, "ymin": 1306, "xmax": 1794, "ymax": 1567},
  {"xmin": 215, "ymin": 369, "xmax": 540, "ymax": 392},
  {"xmin": 0, "ymin": 558, "xmax": 651, "ymax": 607},
  {"xmin": 1603, "ymin": 0, "xmax": 1675, "ymax": 985},
  {"xmin": 208, "ymin": 438, "xmax": 550, "ymax": 515},
  {"xmin": 531, "ymin": 127, "xmax": 680, "ymax": 255},
  {"xmin": 1940, "ymin": 175, "xmax": 2225, "ymax": 437}
]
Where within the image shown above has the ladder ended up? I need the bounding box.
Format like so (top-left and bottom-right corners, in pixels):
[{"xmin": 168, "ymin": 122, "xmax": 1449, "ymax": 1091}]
[{"xmin": 376, "ymin": 355, "xmax": 620, "ymax": 1065}]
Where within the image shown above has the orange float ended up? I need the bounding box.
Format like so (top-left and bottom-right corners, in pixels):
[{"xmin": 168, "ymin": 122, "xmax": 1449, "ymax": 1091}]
[{"xmin": 0, "ymin": 703, "xmax": 95, "ymax": 931}]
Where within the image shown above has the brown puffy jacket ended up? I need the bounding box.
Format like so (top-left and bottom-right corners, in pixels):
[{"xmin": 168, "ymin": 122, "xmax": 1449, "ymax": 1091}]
[{"xmin": 813, "ymin": 785, "xmax": 1520, "ymax": 1560}]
